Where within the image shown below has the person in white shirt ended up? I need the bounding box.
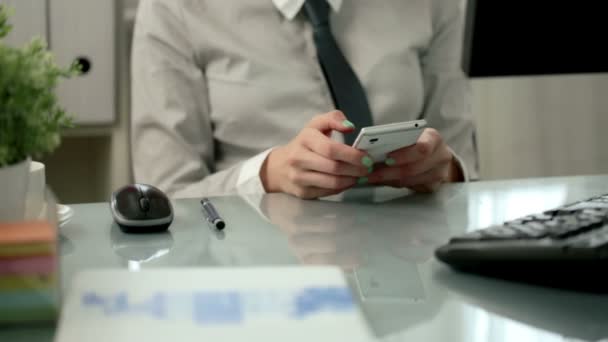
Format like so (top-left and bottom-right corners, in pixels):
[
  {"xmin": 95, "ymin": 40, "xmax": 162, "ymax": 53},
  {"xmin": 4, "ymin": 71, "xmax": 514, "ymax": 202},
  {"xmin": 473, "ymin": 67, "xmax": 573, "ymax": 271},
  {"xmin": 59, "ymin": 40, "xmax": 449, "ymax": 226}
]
[{"xmin": 131, "ymin": 0, "xmax": 478, "ymax": 199}]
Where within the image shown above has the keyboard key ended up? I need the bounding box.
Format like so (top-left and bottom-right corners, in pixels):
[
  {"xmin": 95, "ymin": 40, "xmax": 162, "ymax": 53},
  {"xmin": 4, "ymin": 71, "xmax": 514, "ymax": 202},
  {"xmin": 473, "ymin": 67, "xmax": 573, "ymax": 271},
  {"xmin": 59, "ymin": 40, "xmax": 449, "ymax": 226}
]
[
  {"xmin": 450, "ymin": 226, "xmax": 524, "ymax": 242},
  {"xmin": 555, "ymin": 216, "xmax": 578, "ymax": 225},
  {"xmin": 546, "ymin": 218, "xmax": 604, "ymax": 239},
  {"xmin": 583, "ymin": 208, "xmax": 608, "ymax": 217},
  {"xmin": 480, "ymin": 226, "xmax": 523, "ymax": 240},
  {"xmin": 547, "ymin": 225, "xmax": 581, "ymax": 238},
  {"xmin": 578, "ymin": 210, "xmax": 607, "ymax": 220},
  {"xmin": 505, "ymin": 214, "xmax": 554, "ymax": 226},
  {"xmin": 565, "ymin": 201, "xmax": 608, "ymax": 211},
  {"xmin": 545, "ymin": 208, "xmax": 580, "ymax": 216},
  {"xmin": 508, "ymin": 222, "xmax": 547, "ymax": 238},
  {"xmin": 567, "ymin": 227, "xmax": 608, "ymax": 248},
  {"xmin": 527, "ymin": 214, "xmax": 554, "ymax": 222}
]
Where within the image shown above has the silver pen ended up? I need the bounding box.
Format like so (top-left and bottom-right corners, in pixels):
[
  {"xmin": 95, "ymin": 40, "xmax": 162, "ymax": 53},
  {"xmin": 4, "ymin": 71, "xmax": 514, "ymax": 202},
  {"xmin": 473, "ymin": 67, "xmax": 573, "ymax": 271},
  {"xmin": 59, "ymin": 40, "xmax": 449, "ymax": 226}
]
[{"xmin": 200, "ymin": 198, "xmax": 226, "ymax": 230}]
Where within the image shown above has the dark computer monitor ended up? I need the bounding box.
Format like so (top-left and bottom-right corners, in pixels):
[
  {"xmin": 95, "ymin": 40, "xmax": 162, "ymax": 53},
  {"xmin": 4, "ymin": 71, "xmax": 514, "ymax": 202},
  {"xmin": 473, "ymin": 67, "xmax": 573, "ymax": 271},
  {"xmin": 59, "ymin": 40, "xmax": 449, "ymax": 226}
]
[{"xmin": 462, "ymin": 1, "xmax": 608, "ymax": 77}]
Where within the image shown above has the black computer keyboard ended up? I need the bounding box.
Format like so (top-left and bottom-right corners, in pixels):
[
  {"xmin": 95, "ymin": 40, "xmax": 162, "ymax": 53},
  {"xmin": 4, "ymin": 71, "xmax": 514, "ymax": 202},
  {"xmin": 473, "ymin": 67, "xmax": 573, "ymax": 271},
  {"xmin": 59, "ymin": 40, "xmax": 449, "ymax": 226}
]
[{"xmin": 435, "ymin": 193, "xmax": 608, "ymax": 292}]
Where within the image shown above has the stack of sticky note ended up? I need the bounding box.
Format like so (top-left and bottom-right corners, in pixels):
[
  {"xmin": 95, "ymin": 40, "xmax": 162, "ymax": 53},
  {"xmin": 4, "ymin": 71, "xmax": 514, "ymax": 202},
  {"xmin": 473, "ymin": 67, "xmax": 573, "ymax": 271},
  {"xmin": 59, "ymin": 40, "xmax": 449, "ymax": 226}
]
[{"xmin": 0, "ymin": 221, "xmax": 58, "ymax": 323}]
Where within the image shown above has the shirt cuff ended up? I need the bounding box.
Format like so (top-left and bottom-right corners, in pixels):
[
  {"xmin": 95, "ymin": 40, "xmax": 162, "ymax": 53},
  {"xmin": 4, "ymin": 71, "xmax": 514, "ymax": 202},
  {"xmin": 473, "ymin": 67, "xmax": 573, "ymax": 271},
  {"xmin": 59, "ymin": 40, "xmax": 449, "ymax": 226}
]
[
  {"xmin": 236, "ymin": 147, "xmax": 275, "ymax": 195},
  {"xmin": 447, "ymin": 146, "xmax": 470, "ymax": 182},
  {"xmin": 236, "ymin": 148, "xmax": 274, "ymax": 223}
]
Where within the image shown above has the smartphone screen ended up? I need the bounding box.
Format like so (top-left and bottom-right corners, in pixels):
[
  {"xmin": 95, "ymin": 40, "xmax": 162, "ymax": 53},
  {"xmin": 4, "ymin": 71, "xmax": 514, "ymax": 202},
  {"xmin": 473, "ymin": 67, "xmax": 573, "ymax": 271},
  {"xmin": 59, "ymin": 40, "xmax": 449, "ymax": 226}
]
[{"xmin": 352, "ymin": 120, "xmax": 426, "ymax": 162}]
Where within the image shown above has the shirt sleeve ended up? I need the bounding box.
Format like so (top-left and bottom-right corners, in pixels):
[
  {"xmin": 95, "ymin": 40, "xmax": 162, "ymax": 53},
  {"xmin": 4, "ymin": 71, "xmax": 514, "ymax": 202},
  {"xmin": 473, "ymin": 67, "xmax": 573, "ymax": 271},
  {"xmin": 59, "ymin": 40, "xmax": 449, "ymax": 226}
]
[
  {"xmin": 419, "ymin": 0, "xmax": 479, "ymax": 181},
  {"xmin": 131, "ymin": 0, "xmax": 272, "ymax": 198},
  {"xmin": 236, "ymin": 148, "xmax": 274, "ymax": 195}
]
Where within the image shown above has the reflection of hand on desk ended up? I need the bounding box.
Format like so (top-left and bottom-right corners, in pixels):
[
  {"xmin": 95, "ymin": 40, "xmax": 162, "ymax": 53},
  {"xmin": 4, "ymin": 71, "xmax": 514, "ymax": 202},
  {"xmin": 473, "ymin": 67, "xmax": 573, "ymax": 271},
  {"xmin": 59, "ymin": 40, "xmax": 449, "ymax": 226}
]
[
  {"xmin": 259, "ymin": 192, "xmax": 451, "ymax": 338},
  {"xmin": 262, "ymin": 194, "xmax": 364, "ymax": 270},
  {"xmin": 260, "ymin": 191, "xmax": 450, "ymax": 269}
]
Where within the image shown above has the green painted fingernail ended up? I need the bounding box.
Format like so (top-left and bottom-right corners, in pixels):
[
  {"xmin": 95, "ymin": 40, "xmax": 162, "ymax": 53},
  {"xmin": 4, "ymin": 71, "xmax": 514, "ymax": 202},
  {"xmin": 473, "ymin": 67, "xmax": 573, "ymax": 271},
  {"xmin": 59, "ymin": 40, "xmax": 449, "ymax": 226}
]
[
  {"xmin": 385, "ymin": 158, "xmax": 396, "ymax": 166},
  {"xmin": 368, "ymin": 166, "xmax": 374, "ymax": 173},
  {"xmin": 342, "ymin": 120, "xmax": 355, "ymax": 129},
  {"xmin": 358, "ymin": 177, "xmax": 369, "ymax": 185},
  {"xmin": 361, "ymin": 156, "xmax": 373, "ymax": 167}
]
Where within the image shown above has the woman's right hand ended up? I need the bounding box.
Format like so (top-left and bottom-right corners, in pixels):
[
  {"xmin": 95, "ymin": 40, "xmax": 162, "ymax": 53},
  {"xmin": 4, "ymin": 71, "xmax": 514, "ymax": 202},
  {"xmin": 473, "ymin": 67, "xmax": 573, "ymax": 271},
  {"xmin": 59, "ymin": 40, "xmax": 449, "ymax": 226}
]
[{"xmin": 261, "ymin": 111, "xmax": 373, "ymax": 199}]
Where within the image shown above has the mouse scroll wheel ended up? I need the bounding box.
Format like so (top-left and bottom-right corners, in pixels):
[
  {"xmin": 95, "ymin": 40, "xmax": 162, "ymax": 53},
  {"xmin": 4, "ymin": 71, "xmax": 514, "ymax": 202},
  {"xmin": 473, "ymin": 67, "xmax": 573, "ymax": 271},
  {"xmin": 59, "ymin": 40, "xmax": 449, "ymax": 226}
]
[{"xmin": 139, "ymin": 197, "xmax": 150, "ymax": 212}]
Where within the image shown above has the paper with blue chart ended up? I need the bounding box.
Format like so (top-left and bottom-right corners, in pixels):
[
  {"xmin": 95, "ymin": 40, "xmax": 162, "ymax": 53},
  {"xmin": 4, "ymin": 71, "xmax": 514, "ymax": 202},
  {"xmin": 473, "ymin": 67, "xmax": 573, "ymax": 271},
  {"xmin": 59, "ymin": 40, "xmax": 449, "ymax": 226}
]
[{"xmin": 54, "ymin": 267, "xmax": 373, "ymax": 342}]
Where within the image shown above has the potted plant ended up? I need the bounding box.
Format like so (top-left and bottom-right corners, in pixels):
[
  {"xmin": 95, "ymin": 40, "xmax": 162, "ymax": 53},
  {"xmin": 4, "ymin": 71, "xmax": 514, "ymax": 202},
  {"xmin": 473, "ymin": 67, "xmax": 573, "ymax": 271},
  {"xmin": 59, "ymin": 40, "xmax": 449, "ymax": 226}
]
[{"xmin": 0, "ymin": 5, "xmax": 78, "ymax": 221}]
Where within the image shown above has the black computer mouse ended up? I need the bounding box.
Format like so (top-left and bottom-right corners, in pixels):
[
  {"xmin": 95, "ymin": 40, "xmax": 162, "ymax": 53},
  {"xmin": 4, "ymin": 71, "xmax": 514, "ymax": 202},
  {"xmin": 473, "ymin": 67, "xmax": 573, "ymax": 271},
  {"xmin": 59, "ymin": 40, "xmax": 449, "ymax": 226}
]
[{"xmin": 110, "ymin": 183, "xmax": 173, "ymax": 233}]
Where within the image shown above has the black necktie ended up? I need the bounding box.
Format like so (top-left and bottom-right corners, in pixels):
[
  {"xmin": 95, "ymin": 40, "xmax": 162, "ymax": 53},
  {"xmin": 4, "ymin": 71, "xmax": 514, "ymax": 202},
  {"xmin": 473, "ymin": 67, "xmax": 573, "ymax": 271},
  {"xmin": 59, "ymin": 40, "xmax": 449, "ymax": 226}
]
[{"xmin": 304, "ymin": 0, "xmax": 374, "ymax": 145}]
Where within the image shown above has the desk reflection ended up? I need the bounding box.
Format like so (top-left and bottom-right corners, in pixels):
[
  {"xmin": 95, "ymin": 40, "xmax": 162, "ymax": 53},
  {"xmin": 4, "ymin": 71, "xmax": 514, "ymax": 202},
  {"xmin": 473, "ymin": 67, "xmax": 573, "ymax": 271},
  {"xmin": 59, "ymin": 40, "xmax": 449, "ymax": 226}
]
[
  {"xmin": 435, "ymin": 267, "xmax": 608, "ymax": 342},
  {"xmin": 258, "ymin": 190, "xmax": 451, "ymax": 338},
  {"xmin": 110, "ymin": 224, "xmax": 174, "ymax": 270},
  {"xmin": 260, "ymin": 191, "xmax": 448, "ymax": 268}
]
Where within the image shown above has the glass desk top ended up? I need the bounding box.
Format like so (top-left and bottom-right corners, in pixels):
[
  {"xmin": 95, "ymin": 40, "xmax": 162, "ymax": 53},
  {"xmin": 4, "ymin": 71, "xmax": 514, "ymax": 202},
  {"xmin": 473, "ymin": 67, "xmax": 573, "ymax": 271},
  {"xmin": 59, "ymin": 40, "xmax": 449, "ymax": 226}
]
[{"xmin": 3, "ymin": 175, "xmax": 608, "ymax": 341}]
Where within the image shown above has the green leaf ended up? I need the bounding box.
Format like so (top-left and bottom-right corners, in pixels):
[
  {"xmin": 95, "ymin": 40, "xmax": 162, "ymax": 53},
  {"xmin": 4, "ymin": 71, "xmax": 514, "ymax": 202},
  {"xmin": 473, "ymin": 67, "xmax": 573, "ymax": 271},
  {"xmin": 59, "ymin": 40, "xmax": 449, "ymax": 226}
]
[{"xmin": 0, "ymin": 5, "xmax": 76, "ymax": 167}]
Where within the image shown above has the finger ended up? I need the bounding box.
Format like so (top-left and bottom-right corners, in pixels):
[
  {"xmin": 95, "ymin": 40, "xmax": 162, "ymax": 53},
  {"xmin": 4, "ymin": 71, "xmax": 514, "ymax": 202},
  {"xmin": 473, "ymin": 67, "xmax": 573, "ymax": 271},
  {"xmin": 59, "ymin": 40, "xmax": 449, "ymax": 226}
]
[
  {"xmin": 399, "ymin": 145, "xmax": 452, "ymax": 178},
  {"xmin": 306, "ymin": 110, "xmax": 356, "ymax": 135},
  {"xmin": 302, "ymin": 129, "xmax": 372, "ymax": 168},
  {"xmin": 294, "ymin": 149, "xmax": 369, "ymax": 177},
  {"xmin": 386, "ymin": 128, "xmax": 442, "ymax": 166},
  {"xmin": 370, "ymin": 146, "xmax": 452, "ymax": 182}
]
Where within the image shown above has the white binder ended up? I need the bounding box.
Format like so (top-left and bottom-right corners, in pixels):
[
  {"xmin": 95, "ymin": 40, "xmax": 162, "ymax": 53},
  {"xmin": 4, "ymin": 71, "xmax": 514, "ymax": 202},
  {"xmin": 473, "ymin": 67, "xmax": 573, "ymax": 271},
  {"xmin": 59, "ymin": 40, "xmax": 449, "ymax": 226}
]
[
  {"xmin": 50, "ymin": 0, "xmax": 116, "ymax": 125},
  {"xmin": 0, "ymin": 0, "xmax": 47, "ymax": 47}
]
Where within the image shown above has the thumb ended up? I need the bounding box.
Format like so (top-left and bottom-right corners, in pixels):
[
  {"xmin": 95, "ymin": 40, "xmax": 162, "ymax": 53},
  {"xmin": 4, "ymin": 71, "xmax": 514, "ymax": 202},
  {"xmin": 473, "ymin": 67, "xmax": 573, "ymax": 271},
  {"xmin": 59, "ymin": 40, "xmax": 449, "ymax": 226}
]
[{"xmin": 306, "ymin": 110, "xmax": 356, "ymax": 135}]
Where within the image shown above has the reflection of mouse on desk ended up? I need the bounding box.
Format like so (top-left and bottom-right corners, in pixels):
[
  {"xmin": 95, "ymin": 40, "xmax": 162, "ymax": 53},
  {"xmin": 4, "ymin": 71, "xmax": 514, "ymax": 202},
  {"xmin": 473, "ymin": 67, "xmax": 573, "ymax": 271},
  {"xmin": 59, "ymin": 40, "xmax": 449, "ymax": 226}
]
[{"xmin": 110, "ymin": 183, "xmax": 173, "ymax": 233}]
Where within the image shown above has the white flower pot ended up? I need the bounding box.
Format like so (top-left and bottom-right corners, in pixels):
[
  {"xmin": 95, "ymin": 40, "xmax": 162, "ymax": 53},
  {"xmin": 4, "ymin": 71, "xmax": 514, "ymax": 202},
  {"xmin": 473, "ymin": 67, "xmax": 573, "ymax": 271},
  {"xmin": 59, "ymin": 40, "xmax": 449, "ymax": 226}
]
[{"xmin": 0, "ymin": 158, "xmax": 31, "ymax": 222}]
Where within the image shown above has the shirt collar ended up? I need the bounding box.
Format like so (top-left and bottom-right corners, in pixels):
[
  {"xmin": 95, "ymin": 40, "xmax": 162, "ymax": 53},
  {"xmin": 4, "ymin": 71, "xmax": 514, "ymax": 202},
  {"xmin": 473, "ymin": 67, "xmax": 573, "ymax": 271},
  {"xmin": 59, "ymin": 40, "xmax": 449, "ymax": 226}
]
[{"xmin": 272, "ymin": 0, "xmax": 342, "ymax": 20}]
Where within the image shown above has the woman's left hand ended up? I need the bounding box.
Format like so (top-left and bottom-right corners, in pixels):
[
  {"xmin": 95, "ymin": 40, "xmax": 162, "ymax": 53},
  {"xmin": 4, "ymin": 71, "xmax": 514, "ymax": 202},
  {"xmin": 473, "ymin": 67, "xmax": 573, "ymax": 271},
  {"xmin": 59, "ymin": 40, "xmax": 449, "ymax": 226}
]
[{"xmin": 367, "ymin": 128, "xmax": 463, "ymax": 192}]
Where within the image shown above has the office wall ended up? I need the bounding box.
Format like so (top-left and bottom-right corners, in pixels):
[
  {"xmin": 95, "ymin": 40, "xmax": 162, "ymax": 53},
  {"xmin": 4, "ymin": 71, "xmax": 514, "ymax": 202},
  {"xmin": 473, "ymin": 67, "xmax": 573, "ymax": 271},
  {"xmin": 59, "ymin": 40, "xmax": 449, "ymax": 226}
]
[
  {"xmin": 39, "ymin": 0, "xmax": 132, "ymax": 204},
  {"xmin": 14, "ymin": 1, "xmax": 608, "ymax": 203},
  {"xmin": 473, "ymin": 75, "xmax": 608, "ymax": 179}
]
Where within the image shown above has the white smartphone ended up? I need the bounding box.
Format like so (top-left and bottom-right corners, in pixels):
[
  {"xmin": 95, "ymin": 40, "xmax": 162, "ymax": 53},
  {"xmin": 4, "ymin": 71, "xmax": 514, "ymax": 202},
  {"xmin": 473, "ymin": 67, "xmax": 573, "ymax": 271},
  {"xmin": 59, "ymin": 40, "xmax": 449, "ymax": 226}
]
[{"xmin": 352, "ymin": 119, "xmax": 427, "ymax": 162}]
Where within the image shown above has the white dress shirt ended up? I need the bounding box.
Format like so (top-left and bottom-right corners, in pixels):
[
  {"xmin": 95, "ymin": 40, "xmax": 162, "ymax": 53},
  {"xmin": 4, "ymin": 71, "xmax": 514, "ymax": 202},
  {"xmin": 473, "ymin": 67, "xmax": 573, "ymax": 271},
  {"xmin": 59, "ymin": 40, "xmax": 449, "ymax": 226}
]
[
  {"xmin": 272, "ymin": 0, "xmax": 343, "ymax": 20},
  {"xmin": 131, "ymin": 0, "xmax": 478, "ymax": 198}
]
